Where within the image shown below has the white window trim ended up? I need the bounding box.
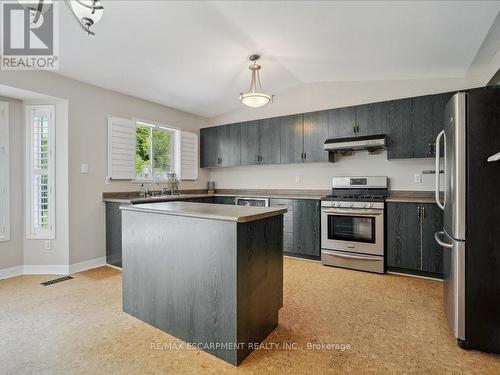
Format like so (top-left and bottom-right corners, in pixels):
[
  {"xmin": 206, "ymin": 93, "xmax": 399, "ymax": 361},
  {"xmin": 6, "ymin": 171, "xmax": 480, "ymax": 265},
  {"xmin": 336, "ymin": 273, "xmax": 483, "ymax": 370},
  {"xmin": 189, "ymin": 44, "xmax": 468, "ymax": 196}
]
[
  {"xmin": 25, "ymin": 105, "xmax": 55, "ymax": 240},
  {"xmin": 0, "ymin": 101, "xmax": 9, "ymax": 242},
  {"xmin": 134, "ymin": 120, "xmax": 179, "ymax": 183}
]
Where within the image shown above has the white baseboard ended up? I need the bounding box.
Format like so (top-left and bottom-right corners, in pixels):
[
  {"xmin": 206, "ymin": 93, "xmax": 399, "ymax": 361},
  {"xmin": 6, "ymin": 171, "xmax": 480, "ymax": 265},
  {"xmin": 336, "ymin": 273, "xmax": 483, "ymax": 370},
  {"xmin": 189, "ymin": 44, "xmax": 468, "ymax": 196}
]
[
  {"xmin": 0, "ymin": 257, "xmax": 107, "ymax": 281},
  {"xmin": 105, "ymin": 263, "xmax": 122, "ymax": 271},
  {"xmin": 23, "ymin": 264, "xmax": 69, "ymax": 275},
  {"xmin": 0, "ymin": 266, "xmax": 23, "ymax": 280},
  {"xmin": 69, "ymin": 257, "xmax": 106, "ymax": 274}
]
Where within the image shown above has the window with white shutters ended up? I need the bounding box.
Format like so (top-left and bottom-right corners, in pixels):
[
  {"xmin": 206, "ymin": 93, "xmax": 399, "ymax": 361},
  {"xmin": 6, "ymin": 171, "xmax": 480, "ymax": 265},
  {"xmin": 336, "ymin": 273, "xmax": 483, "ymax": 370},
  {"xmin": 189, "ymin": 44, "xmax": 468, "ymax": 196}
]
[
  {"xmin": 107, "ymin": 116, "xmax": 136, "ymax": 180},
  {"xmin": 26, "ymin": 105, "xmax": 55, "ymax": 239},
  {"xmin": 0, "ymin": 101, "xmax": 9, "ymax": 242},
  {"xmin": 177, "ymin": 131, "xmax": 198, "ymax": 180}
]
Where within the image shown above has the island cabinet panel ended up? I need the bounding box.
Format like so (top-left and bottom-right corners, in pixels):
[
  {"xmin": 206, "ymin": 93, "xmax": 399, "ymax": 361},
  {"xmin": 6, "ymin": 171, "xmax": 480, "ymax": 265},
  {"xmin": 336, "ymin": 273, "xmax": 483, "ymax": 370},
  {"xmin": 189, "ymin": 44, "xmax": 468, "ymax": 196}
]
[
  {"xmin": 200, "ymin": 126, "xmax": 220, "ymax": 168},
  {"xmin": 329, "ymin": 106, "xmax": 356, "ymax": 138},
  {"xmin": 303, "ymin": 110, "xmax": 329, "ymax": 163},
  {"xmin": 280, "ymin": 114, "xmax": 304, "ymax": 164},
  {"xmin": 355, "ymin": 101, "xmax": 388, "ymax": 136},
  {"xmin": 270, "ymin": 198, "xmax": 321, "ymax": 259},
  {"xmin": 105, "ymin": 202, "xmax": 126, "ymax": 268},
  {"xmin": 218, "ymin": 123, "xmax": 241, "ymax": 167},
  {"xmin": 236, "ymin": 215, "xmax": 283, "ymax": 363},
  {"xmin": 240, "ymin": 120, "xmax": 260, "ymax": 165},
  {"xmin": 259, "ymin": 117, "xmax": 281, "ymax": 165},
  {"xmin": 122, "ymin": 209, "xmax": 283, "ymax": 366},
  {"xmin": 387, "ymin": 202, "xmax": 443, "ymax": 277}
]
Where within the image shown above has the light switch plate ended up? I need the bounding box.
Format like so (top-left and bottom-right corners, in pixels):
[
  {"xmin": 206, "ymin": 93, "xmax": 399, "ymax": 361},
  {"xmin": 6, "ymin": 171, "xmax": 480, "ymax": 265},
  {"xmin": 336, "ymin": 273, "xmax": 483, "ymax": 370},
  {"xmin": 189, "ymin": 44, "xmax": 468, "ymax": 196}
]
[
  {"xmin": 44, "ymin": 240, "xmax": 51, "ymax": 250},
  {"xmin": 81, "ymin": 163, "xmax": 89, "ymax": 174},
  {"xmin": 414, "ymin": 173, "xmax": 421, "ymax": 183}
]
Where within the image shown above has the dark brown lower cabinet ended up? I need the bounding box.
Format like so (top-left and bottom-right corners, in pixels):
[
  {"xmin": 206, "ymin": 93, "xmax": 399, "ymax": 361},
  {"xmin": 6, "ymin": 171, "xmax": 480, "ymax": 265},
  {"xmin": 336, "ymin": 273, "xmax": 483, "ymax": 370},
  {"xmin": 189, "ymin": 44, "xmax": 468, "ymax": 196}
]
[
  {"xmin": 387, "ymin": 202, "xmax": 443, "ymax": 277},
  {"xmin": 270, "ymin": 198, "xmax": 320, "ymax": 259},
  {"xmin": 106, "ymin": 202, "xmax": 127, "ymax": 268}
]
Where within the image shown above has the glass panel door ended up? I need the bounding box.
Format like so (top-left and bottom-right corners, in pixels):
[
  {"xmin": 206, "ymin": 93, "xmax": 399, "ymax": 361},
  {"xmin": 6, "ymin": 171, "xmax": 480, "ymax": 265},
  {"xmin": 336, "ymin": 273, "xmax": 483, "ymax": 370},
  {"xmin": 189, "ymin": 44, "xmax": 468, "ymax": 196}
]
[{"xmin": 327, "ymin": 215, "xmax": 375, "ymax": 243}]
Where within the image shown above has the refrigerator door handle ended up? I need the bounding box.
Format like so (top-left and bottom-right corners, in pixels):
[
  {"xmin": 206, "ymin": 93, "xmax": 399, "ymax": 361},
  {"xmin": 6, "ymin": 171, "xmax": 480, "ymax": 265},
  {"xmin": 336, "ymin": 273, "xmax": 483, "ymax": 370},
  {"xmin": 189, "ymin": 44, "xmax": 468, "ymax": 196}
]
[
  {"xmin": 435, "ymin": 130, "xmax": 446, "ymax": 210},
  {"xmin": 435, "ymin": 231, "xmax": 453, "ymax": 248}
]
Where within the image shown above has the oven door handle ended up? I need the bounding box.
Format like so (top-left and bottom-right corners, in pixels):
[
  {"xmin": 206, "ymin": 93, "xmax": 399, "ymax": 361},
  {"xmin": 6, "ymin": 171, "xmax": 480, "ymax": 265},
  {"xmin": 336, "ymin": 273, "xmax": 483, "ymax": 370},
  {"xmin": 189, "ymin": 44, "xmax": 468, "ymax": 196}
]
[
  {"xmin": 321, "ymin": 209, "xmax": 383, "ymax": 215},
  {"xmin": 322, "ymin": 250, "xmax": 381, "ymax": 261}
]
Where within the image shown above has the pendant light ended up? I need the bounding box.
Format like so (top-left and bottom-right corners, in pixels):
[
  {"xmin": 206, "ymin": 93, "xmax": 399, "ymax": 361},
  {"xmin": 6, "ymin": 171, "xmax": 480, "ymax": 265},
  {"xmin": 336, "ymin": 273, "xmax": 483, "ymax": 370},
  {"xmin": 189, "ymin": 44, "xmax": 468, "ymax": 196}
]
[
  {"xmin": 17, "ymin": 0, "xmax": 104, "ymax": 36},
  {"xmin": 68, "ymin": 0, "xmax": 104, "ymax": 35},
  {"xmin": 239, "ymin": 55, "xmax": 274, "ymax": 108}
]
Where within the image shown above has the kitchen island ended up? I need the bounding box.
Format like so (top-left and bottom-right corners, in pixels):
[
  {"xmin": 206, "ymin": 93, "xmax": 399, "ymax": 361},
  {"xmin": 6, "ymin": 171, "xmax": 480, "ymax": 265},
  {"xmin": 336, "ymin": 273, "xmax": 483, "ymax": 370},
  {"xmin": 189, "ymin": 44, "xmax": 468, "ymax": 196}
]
[{"xmin": 120, "ymin": 202, "xmax": 286, "ymax": 365}]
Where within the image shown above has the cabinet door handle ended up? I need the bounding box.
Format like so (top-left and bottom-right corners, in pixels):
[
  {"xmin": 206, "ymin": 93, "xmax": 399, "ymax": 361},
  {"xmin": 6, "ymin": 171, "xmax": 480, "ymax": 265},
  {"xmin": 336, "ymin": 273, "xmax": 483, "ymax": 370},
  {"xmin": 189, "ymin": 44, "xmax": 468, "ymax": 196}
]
[
  {"xmin": 428, "ymin": 143, "xmax": 435, "ymax": 156},
  {"xmin": 421, "ymin": 206, "xmax": 425, "ymax": 219},
  {"xmin": 303, "ymin": 152, "xmax": 307, "ymax": 160},
  {"xmin": 417, "ymin": 205, "xmax": 421, "ymax": 220}
]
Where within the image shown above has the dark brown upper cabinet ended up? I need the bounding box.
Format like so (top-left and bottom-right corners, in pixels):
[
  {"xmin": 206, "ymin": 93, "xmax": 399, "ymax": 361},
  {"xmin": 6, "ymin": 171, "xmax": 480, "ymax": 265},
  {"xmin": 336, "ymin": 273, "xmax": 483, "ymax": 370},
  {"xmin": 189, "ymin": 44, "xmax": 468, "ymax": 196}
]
[
  {"xmin": 328, "ymin": 106, "xmax": 356, "ymax": 138},
  {"xmin": 218, "ymin": 123, "xmax": 241, "ymax": 167},
  {"xmin": 240, "ymin": 120, "xmax": 260, "ymax": 165},
  {"xmin": 200, "ymin": 126, "xmax": 220, "ymax": 168},
  {"xmin": 200, "ymin": 90, "xmax": 460, "ymax": 168},
  {"xmin": 387, "ymin": 92, "xmax": 454, "ymax": 159},
  {"xmin": 259, "ymin": 117, "xmax": 281, "ymax": 165},
  {"xmin": 303, "ymin": 110, "xmax": 329, "ymax": 163},
  {"xmin": 280, "ymin": 114, "xmax": 304, "ymax": 164}
]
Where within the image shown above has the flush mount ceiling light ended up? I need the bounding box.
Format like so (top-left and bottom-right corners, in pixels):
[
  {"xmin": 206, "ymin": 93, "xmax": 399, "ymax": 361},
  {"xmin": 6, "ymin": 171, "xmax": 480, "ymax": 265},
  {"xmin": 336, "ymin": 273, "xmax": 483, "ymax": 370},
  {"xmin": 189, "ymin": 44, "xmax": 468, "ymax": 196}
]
[
  {"xmin": 18, "ymin": 0, "xmax": 104, "ymax": 36},
  {"xmin": 239, "ymin": 55, "xmax": 274, "ymax": 108}
]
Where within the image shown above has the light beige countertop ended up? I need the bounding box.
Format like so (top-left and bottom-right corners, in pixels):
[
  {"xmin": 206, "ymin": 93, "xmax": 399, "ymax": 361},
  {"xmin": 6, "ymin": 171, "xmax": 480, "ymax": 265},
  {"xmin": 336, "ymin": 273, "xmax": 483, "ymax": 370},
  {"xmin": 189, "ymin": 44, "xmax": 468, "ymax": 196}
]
[
  {"xmin": 386, "ymin": 190, "xmax": 437, "ymax": 204},
  {"xmin": 121, "ymin": 201, "xmax": 287, "ymax": 223},
  {"xmin": 102, "ymin": 189, "xmax": 329, "ymax": 203},
  {"xmin": 104, "ymin": 189, "xmax": 440, "ymax": 204},
  {"xmin": 103, "ymin": 193, "xmax": 213, "ymax": 204}
]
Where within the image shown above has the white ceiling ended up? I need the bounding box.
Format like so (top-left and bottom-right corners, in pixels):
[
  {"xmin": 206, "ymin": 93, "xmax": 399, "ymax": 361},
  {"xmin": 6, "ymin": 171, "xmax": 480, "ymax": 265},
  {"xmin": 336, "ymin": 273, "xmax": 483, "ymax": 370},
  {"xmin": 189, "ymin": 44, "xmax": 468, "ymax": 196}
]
[{"xmin": 57, "ymin": 1, "xmax": 500, "ymax": 118}]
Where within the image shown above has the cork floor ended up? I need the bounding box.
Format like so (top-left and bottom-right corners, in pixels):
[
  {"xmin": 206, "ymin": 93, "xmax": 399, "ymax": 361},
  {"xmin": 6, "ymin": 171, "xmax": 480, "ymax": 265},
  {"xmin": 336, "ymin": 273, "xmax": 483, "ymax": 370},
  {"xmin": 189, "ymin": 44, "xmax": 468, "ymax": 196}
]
[{"xmin": 1, "ymin": 259, "xmax": 499, "ymax": 375}]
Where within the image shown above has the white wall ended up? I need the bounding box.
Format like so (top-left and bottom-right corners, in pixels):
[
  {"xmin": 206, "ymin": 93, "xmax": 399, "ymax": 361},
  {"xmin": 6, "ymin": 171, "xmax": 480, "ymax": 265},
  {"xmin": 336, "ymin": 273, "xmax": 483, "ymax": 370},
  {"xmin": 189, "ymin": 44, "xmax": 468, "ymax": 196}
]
[
  {"xmin": 0, "ymin": 98, "xmax": 23, "ymax": 271},
  {"xmin": 208, "ymin": 77, "xmax": 479, "ymax": 191},
  {"xmin": 0, "ymin": 71, "xmax": 209, "ymax": 266}
]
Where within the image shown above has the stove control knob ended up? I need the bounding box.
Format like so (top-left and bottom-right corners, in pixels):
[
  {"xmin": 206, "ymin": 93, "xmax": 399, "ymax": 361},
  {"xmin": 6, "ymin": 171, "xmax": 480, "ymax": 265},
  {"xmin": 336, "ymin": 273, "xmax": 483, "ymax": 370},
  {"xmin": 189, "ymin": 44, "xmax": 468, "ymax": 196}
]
[
  {"xmin": 366, "ymin": 203, "xmax": 372, "ymax": 208},
  {"xmin": 360, "ymin": 203, "xmax": 366, "ymax": 208},
  {"xmin": 350, "ymin": 203, "xmax": 354, "ymax": 208}
]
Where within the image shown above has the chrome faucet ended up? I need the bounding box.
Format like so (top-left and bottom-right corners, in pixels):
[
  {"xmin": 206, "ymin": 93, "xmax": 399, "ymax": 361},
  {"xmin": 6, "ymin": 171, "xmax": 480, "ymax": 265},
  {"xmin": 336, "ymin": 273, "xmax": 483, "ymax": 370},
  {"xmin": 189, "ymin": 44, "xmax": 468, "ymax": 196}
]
[{"xmin": 143, "ymin": 182, "xmax": 158, "ymax": 197}]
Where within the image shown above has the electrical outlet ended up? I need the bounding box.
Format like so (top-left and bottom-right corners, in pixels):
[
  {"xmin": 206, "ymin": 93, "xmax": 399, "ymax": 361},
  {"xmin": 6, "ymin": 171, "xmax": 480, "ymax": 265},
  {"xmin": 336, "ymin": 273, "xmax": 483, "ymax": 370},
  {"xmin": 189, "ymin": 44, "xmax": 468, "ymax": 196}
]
[
  {"xmin": 81, "ymin": 163, "xmax": 89, "ymax": 174},
  {"xmin": 295, "ymin": 175, "xmax": 300, "ymax": 184},
  {"xmin": 44, "ymin": 240, "xmax": 51, "ymax": 250},
  {"xmin": 414, "ymin": 173, "xmax": 421, "ymax": 183}
]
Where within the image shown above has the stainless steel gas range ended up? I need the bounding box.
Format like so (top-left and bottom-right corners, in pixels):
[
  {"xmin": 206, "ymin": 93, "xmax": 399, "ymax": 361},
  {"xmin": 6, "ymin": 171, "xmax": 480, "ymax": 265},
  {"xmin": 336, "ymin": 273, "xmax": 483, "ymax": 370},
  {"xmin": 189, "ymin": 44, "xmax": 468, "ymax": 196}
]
[{"xmin": 321, "ymin": 176, "xmax": 388, "ymax": 274}]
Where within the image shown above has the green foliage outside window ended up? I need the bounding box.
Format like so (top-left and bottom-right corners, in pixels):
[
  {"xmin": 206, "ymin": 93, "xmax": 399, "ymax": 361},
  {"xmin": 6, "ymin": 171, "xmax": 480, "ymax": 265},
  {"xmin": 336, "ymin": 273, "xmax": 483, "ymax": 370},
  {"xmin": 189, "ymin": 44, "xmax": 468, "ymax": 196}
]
[
  {"xmin": 135, "ymin": 125, "xmax": 172, "ymax": 177},
  {"xmin": 153, "ymin": 129, "xmax": 171, "ymax": 175},
  {"xmin": 135, "ymin": 127, "xmax": 151, "ymax": 174}
]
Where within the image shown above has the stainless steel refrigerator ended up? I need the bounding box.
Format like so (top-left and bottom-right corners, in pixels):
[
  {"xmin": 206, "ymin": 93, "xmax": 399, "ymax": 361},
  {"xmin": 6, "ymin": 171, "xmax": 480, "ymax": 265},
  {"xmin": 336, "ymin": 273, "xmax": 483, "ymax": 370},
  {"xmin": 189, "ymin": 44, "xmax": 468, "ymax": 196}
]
[{"xmin": 434, "ymin": 88, "xmax": 500, "ymax": 353}]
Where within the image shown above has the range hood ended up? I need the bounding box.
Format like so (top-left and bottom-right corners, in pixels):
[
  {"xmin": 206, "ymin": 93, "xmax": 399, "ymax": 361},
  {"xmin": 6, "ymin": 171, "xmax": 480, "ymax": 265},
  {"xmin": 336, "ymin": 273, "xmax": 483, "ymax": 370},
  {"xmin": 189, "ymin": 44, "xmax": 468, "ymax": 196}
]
[{"xmin": 324, "ymin": 134, "xmax": 386, "ymax": 154}]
